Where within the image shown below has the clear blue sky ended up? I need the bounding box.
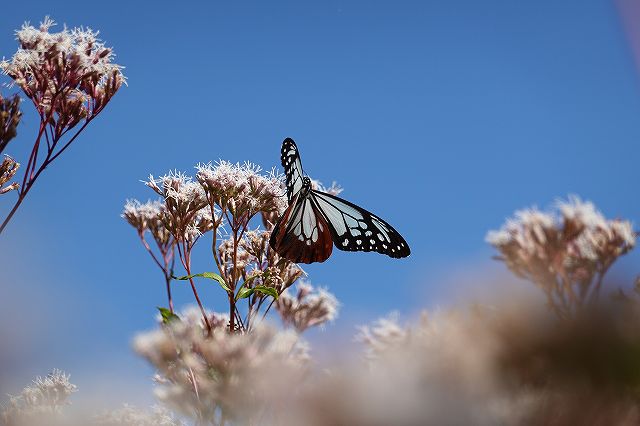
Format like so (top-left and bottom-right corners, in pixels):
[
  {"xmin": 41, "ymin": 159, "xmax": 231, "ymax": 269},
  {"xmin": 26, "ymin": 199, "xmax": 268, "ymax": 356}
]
[{"xmin": 1, "ymin": 0, "xmax": 639, "ymax": 407}]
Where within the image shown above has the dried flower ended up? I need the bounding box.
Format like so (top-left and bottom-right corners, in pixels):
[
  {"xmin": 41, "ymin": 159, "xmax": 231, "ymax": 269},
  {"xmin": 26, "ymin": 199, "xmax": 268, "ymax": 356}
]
[
  {"xmin": 0, "ymin": 93, "xmax": 22, "ymax": 153},
  {"xmin": 0, "ymin": 155, "xmax": 20, "ymax": 194},
  {"xmin": 276, "ymin": 281, "xmax": 339, "ymax": 332}
]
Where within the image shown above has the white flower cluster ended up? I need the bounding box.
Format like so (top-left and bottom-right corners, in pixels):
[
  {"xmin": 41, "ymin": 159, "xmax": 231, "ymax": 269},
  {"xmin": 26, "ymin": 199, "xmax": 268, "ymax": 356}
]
[
  {"xmin": 122, "ymin": 199, "xmax": 165, "ymax": 234},
  {"xmin": 196, "ymin": 160, "xmax": 287, "ymax": 218},
  {"xmin": 1, "ymin": 17, "xmax": 124, "ymax": 93},
  {"xmin": 486, "ymin": 196, "xmax": 636, "ymax": 314},
  {"xmin": 1, "ymin": 369, "xmax": 77, "ymax": 425},
  {"xmin": 310, "ymin": 178, "xmax": 343, "ymax": 196},
  {"xmin": 276, "ymin": 281, "xmax": 340, "ymax": 332}
]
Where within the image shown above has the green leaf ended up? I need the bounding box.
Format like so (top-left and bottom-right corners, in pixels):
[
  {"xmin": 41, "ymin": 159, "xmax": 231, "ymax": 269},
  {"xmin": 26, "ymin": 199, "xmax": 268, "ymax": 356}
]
[
  {"xmin": 173, "ymin": 272, "xmax": 230, "ymax": 292},
  {"xmin": 235, "ymin": 287, "xmax": 254, "ymax": 301},
  {"xmin": 158, "ymin": 307, "xmax": 180, "ymax": 324},
  {"xmin": 253, "ymin": 285, "xmax": 279, "ymax": 300}
]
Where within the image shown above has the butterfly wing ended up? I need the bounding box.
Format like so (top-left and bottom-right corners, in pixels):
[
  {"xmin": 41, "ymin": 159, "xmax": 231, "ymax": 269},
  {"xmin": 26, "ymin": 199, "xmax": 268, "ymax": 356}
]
[
  {"xmin": 270, "ymin": 191, "xmax": 334, "ymax": 264},
  {"xmin": 311, "ymin": 190, "xmax": 410, "ymax": 258},
  {"xmin": 281, "ymin": 138, "xmax": 305, "ymax": 203}
]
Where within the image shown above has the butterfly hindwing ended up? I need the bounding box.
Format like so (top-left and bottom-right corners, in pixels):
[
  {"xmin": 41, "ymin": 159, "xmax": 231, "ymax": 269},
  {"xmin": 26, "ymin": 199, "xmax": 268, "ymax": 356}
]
[
  {"xmin": 311, "ymin": 190, "xmax": 410, "ymax": 258},
  {"xmin": 270, "ymin": 191, "xmax": 334, "ymax": 263},
  {"xmin": 281, "ymin": 138, "xmax": 304, "ymax": 203}
]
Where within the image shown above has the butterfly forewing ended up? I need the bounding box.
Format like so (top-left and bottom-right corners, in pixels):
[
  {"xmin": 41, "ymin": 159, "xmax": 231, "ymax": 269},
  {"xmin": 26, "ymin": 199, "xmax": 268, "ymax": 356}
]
[
  {"xmin": 311, "ymin": 190, "xmax": 410, "ymax": 258},
  {"xmin": 281, "ymin": 138, "xmax": 305, "ymax": 202},
  {"xmin": 270, "ymin": 192, "xmax": 334, "ymax": 263}
]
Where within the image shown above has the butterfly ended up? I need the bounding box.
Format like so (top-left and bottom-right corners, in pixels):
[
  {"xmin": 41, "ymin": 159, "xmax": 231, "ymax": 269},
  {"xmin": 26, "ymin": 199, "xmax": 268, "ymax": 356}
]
[{"xmin": 269, "ymin": 137, "xmax": 410, "ymax": 264}]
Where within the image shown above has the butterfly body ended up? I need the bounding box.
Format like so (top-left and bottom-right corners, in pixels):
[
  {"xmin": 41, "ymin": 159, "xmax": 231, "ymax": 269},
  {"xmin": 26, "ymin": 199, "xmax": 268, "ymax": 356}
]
[{"xmin": 269, "ymin": 138, "xmax": 410, "ymax": 264}]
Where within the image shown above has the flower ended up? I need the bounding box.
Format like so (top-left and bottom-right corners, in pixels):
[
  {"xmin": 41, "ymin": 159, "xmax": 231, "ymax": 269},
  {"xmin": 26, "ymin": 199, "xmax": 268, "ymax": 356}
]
[
  {"xmin": 134, "ymin": 313, "xmax": 308, "ymax": 424},
  {"xmin": 310, "ymin": 178, "xmax": 343, "ymax": 196},
  {"xmin": 1, "ymin": 17, "xmax": 125, "ymax": 134},
  {"xmin": 146, "ymin": 171, "xmax": 211, "ymax": 244},
  {"xmin": 0, "ymin": 155, "xmax": 20, "ymax": 194},
  {"xmin": 276, "ymin": 281, "xmax": 339, "ymax": 332},
  {"xmin": 0, "ymin": 93, "xmax": 22, "ymax": 153},
  {"xmin": 196, "ymin": 161, "xmax": 287, "ymax": 223},
  {"xmin": 487, "ymin": 196, "xmax": 637, "ymax": 315},
  {"xmin": 1, "ymin": 369, "xmax": 77, "ymax": 425},
  {"xmin": 356, "ymin": 312, "xmax": 408, "ymax": 356},
  {"xmin": 122, "ymin": 199, "xmax": 165, "ymax": 234},
  {"xmin": 94, "ymin": 404, "xmax": 185, "ymax": 426}
]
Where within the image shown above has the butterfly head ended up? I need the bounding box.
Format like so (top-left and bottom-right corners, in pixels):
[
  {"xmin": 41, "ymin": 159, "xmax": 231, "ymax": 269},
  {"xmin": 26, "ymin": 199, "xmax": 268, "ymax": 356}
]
[{"xmin": 301, "ymin": 176, "xmax": 312, "ymax": 195}]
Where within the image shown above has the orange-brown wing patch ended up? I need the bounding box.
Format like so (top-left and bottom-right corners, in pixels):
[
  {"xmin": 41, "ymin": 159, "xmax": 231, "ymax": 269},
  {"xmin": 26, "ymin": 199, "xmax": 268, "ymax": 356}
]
[{"xmin": 270, "ymin": 194, "xmax": 333, "ymax": 264}]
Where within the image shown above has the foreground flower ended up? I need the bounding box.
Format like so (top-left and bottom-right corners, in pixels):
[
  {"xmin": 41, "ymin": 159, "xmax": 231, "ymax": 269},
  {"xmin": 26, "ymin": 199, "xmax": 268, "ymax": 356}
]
[
  {"xmin": 1, "ymin": 369, "xmax": 77, "ymax": 425},
  {"xmin": 487, "ymin": 196, "xmax": 636, "ymax": 315},
  {"xmin": 134, "ymin": 310, "xmax": 309, "ymax": 424},
  {"xmin": 94, "ymin": 404, "xmax": 185, "ymax": 426}
]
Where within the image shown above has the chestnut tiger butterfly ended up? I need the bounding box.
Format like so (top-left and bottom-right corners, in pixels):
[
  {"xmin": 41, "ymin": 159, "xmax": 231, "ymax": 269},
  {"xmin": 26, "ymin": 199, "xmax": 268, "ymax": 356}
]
[{"xmin": 269, "ymin": 138, "xmax": 410, "ymax": 263}]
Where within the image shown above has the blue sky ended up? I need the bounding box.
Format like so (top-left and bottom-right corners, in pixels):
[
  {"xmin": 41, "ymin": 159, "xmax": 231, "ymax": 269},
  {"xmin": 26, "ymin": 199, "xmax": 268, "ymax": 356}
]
[{"xmin": 1, "ymin": 0, "xmax": 640, "ymax": 407}]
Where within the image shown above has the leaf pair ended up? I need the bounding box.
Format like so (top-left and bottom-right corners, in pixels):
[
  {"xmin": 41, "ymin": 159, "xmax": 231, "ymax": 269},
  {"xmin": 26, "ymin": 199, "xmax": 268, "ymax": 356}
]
[{"xmin": 173, "ymin": 271, "xmax": 279, "ymax": 302}]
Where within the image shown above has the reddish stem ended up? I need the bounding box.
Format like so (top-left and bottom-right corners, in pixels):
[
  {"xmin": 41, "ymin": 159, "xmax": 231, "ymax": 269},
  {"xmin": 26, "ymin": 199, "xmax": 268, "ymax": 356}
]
[{"xmin": 177, "ymin": 242, "xmax": 212, "ymax": 334}]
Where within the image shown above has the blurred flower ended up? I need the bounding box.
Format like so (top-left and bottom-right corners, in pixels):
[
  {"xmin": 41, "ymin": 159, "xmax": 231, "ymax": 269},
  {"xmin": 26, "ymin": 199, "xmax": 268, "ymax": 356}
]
[
  {"xmin": 356, "ymin": 312, "xmax": 408, "ymax": 356},
  {"xmin": 276, "ymin": 281, "xmax": 339, "ymax": 332},
  {"xmin": 281, "ymin": 299, "xmax": 640, "ymax": 426},
  {"xmin": 1, "ymin": 369, "xmax": 77, "ymax": 425},
  {"xmin": 94, "ymin": 404, "xmax": 185, "ymax": 426},
  {"xmin": 487, "ymin": 196, "xmax": 636, "ymax": 315},
  {"xmin": 284, "ymin": 308, "xmax": 520, "ymax": 426},
  {"xmin": 0, "ymin": 93, "xmax": 22, "ymax": 154},
  {"xmin": 134, "ymin": 311, "xmax": 308, "ymax": 424},
  {"xmin": 0, "ymin": 155, "xmax": 20, "ymax": 194}
]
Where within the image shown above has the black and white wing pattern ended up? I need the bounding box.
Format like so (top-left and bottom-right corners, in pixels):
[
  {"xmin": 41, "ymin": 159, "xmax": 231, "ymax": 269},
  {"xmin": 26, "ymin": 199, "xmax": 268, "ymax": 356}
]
[
  {"xmin": 270, "ymin": 190, "xmax": 334, "ymax": 263},
  {"xmin": 281, "ymin": 138, "xmax": 304, "ymax": 202},
  {"xmin": 311, "ymin": 190, "xmax": 410, "ymax": 258},
  {"xmin": 270, "ymin": 137, "xmax": 410, "ymax": 264}
]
